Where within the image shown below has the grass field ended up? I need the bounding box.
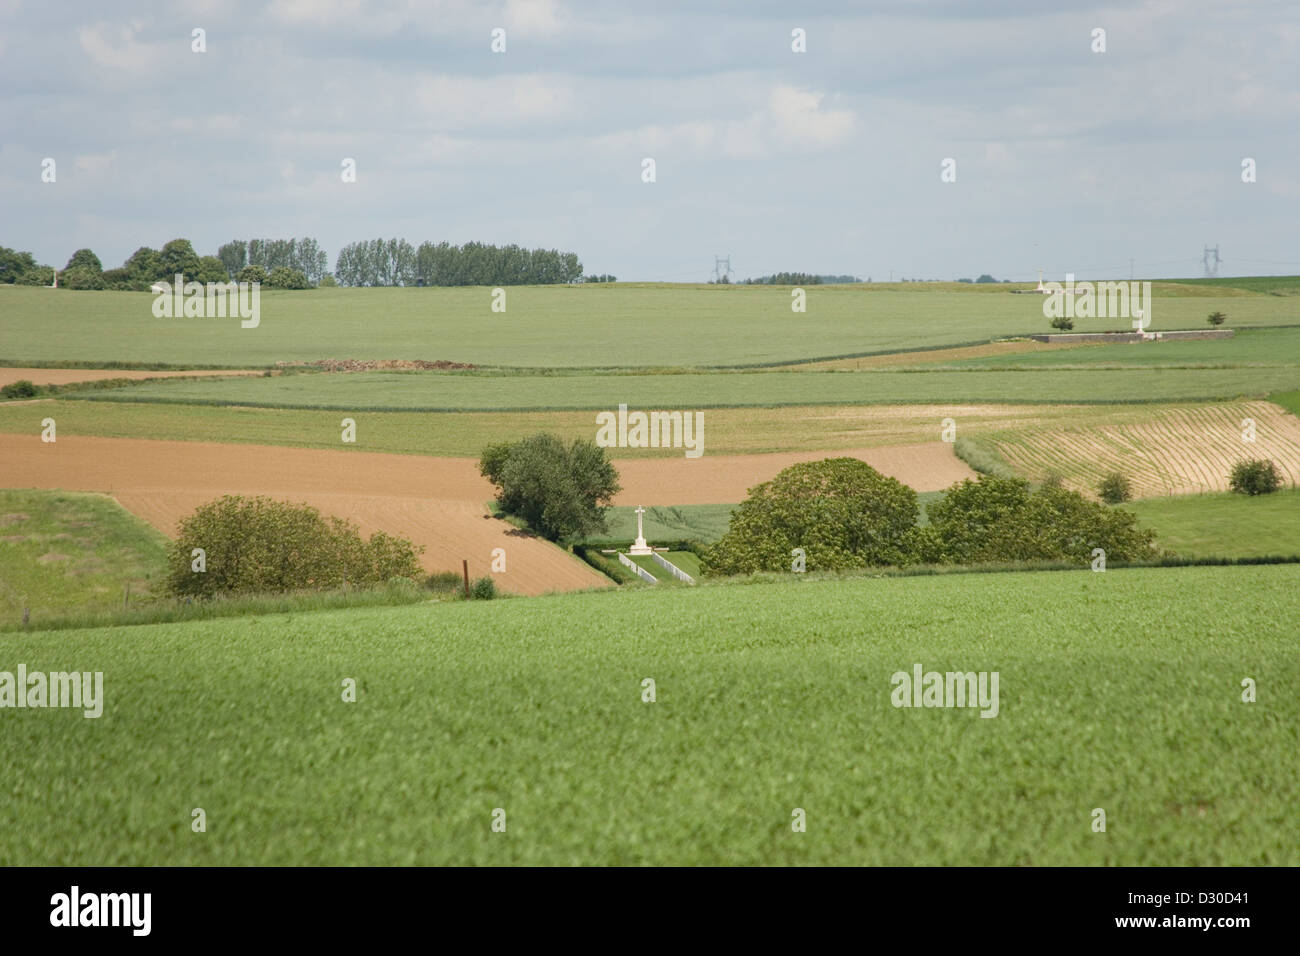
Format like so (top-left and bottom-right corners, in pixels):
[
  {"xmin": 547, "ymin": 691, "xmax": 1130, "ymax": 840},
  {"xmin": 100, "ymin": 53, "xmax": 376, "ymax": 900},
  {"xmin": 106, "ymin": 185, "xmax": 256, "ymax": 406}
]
[
  {"xmin": 60, "ymin": 363, "xmax": 1300, "ymax": 410},
  {"xmin": 0, "ymin": 490, "xmax": 169, "ymax": 627},
  {"xmin": 1121, "ymin": 490, "xmax": 1300, "ymax": 559},
  {"xmin": 2, "ymin": 563, "xmax": 1296, "ymax": 865},
  {"xmin": 593, "ymin": 505, "xmax": 736, "ymax": 544},
  {"xmin": 944, "ymin": 326, "xmax": 1300, "ymax": 369},
  {"xmin": 4, "ymin": 282, "xmax": 1299, "ymax": 369}
]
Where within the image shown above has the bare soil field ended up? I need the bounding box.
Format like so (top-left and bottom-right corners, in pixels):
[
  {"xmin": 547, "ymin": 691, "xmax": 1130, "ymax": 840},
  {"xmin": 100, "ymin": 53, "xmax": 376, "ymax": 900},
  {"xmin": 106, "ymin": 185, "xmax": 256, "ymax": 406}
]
[
  {"xmin": 0, "ymin": 367, "xmax": 268, "ymax": 388},
  {"xmin": 0, "ymin": 434, "xmax": 973, "ymax": 593}
]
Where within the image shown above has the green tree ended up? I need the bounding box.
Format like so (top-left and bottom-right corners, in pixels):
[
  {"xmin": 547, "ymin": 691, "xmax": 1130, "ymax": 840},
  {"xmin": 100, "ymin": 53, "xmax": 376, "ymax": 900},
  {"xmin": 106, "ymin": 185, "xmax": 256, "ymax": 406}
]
[
  {"xmin": 124, "ymin": 246, "xmax": 162, "ymax": 283},
  {"xmin": 238, "ymin": 264, "xmax": 268, "ymax": 284},
  {"xmin": 1229, "ymin": 459, "xmax": 1282, "ymax": 495},
  {"xmin": 63, "ymin": 248, "xmax": 102, "ymax": 273},
  {"xmin": 0, "ymin": 247, "xmax": 40, "ymax": 283},
  {"xmin": 1207, "ymin": 311, "xmax": 1227, "ymax": 327},
  {"xmin": 217, "ymin": 240, "xmax": 248, "ymax": 279},
  {"xmin": 158, "ymin": 239, "xmax": 202, "ymax": 280},
  {"xmin": 479, "ymin": 434, "xmax": 621, "ymax": 541},
  {"xmin": 1098, "ymin": 472, "xmax": 1133, "ymax": 504},
  {"xmin": 927, "ymin": 475, "xmax": 1156, "ymax": 564},
  {"xmin": 702, "ymin": 458, "xmax": 920, "ymax": 576}
]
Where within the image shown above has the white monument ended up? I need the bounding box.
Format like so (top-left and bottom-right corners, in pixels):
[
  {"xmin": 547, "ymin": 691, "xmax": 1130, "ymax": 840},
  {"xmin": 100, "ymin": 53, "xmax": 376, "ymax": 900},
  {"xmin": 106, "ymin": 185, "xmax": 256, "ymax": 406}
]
[{"xmin": 628, "ymin": 505, "xmax": 653, "ymax": 555}]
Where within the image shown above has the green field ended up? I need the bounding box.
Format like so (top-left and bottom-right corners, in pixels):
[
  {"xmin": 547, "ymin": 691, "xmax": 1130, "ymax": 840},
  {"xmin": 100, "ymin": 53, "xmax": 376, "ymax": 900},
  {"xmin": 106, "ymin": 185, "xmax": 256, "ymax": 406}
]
[
  {"xmin": 946, "ymin": 326, "xmax": 1300, "ymax": 370},
  {"xmin": 1122, "ymin": 490, "xmax": 1300, "ymax": 559},
  {"xmin": 4, "ymin": 282, "xmax": 1299, "ymax": 369},
  {"xmin": 3, "ymin": 564, "xmax": 1296, "ymax": 865},
  {"xmin": 62, "ymin": 363, "xmax": 1300, "ymax": 411},
  {"xmin": 587, "ymin": 505, "xmax": 736, "ymax": 544},
  {"xmin": 0, "ymin": 490, "xmax": 169, "ymax": 627}
]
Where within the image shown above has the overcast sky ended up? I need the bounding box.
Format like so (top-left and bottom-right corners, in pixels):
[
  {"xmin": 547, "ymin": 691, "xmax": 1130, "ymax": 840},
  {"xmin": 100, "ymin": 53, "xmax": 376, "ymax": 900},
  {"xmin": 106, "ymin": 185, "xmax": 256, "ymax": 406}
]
[{"xmin": 1, "ymin": 0, "xmax": 1297, "ymax": 282}]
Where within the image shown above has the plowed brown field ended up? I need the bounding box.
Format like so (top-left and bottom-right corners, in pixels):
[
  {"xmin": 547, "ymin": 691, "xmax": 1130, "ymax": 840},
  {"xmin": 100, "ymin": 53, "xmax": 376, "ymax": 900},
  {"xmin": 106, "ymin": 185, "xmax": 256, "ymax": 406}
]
[
  {"xmin": 0, "ymin": 433, "xmax": 974, "ymax": 594},
  {"xmin": 989, "ymin": 401, "xmax": 1300, "ymax": 497}
]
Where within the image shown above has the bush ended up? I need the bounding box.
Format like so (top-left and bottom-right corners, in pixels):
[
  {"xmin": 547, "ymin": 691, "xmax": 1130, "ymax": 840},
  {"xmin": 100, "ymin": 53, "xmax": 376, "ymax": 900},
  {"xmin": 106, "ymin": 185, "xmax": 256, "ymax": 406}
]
[
  {"xmin": 237, "ymin": 264, "xmax": 268, "ymax": 285},
  {"xmin": 927, "ymin": 475, "xmax": 1157, "ymax": 564},
  {"xmin": 167, "ymin": 495, "xmax": 424, "ymax": 598},
  {"xmin": 479, "ymin": 434, "xmax": 621, "ymax": 542},
  {"xmin": 1098, "ymin": 472, "xmax": 1132, "ymax": 504},
  {"xmin": 1, "ymin": 380, "xmax": 39, "ymax": 399},
  {"xmin": 14, "ymin": 265, "xmax": 54, "ymax": 286},
  {"xmin": 59, "ymin": 267, "xmax": 105, "ymax": 290},
  {"xmin": 1049, "ymin": 316, "xmax": 1074, "ymax": 332},
  {"xmin": 470, "ymin": 576, "xmax": 497, "ymax": 600},
  {"xmin": 266, "ymin": 266, "xmax": 310, "ymax": 289},
  {"xmin": 318, "ymin": 274, "xmax": 337, "ymax": 287},
  {"xmin": 1229, "ymin": 459, "xmax": 1282, "ymax": 496},
  {"xmin": 1207, "ymin": 311, "xmax": 1227, "ymax": 327},
  {"xmin": 702, "ymin": 458, "xmax": 920, "ymax": 575}
]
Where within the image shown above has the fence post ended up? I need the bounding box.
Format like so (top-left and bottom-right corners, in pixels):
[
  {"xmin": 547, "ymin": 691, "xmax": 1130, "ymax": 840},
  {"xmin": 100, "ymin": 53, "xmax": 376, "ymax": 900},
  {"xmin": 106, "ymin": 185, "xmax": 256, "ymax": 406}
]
[{"xmin": 463, "ymin": 559, "xmax": 470, "ymax": 598}]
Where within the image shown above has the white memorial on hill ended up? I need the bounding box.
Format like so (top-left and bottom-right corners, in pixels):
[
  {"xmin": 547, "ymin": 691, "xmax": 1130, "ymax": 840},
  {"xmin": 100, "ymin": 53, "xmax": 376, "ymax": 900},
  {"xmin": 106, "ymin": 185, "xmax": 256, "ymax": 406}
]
[{"xmin": 628, "ymin": 505, "xmax": 653, "ymax": 555}]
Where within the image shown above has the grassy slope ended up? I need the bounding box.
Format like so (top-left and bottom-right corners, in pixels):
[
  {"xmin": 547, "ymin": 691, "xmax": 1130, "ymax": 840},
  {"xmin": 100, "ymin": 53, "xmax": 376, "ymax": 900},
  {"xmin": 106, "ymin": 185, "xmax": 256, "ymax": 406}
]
[
  {"xmin": 3, "ymin": 564, "xmax": 1296, "ymax": 865},
  {"xmin": 0, "ymin": 490, "xmax": 169, "ymax": 626},
  {"xmin": 3, "ymin": 282, "xmax": 1298, "ymax": 369},
  {"xmin": 61, "ymin": 363, "xmax": 1300, "ymax": 409},
  {"xmin": 1121, "ymin": 490, "xmax": 1300, "ymax": 558}
]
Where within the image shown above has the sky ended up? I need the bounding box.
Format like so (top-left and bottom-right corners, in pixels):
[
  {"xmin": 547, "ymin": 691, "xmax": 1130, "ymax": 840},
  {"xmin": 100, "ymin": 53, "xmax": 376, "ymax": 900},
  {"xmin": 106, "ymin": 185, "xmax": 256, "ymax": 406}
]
[{"xmin": 1, "ymin": 0, "xmax": 1297, "ymax": 283}]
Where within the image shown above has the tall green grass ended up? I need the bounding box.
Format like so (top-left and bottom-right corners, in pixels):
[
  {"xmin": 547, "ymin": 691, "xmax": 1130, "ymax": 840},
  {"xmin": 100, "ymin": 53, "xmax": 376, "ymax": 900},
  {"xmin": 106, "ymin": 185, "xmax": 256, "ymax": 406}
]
[{"xmin": 3, "ymin": 564, "xmax": 1296, "ymax": 865}]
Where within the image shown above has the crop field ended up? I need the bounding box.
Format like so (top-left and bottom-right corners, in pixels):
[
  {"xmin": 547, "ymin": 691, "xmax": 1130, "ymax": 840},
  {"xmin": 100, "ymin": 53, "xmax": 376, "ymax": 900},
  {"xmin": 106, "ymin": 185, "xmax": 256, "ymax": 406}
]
[
  {"xmin": 943, "ymin": 326, "xmax": 1300, "ymax": 370},
  {"xmin": 4, "ymin": 282, "xmax": 1299, "ymax": 369},
  {"xmin": 57, "ymin": 363, "xmax": 1300, "ymax": 410},
  {"xmin": 986, "ymin": 400, "xmax": 1300, "ymax": 497},
  {"xmin": 2, "ymin": 564, "xmax": 1296, "ymax": 866}
]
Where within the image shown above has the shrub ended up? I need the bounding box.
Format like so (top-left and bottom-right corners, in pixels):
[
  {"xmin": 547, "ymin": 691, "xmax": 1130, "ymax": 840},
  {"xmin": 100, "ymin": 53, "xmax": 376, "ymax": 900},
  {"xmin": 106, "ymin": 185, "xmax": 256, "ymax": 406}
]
[
  {"xmin": 1, "ymin": 379, "xmax": 39, "ymax": 399},
  {"xmin": 14, "ymin": 265, "xmax": 54, "ymax": 286},
  {"xmin": 1098, "ymin": 472, "xmax": 1132, "ymax": 504},
  {"xmin": 927, "ymin": 475, "xmax": 1157, "ymax": 564},
  {"xmin": 167, "ymin": 495, "xmax": 424, "ymax": 598},
  {"xmin": 318, "ymin": 274, "xmax": 337, "ymax": 287},
  {"xmin": 1049, "ymin": 316, "xmax": 1074, "ymax": 332},
  {"xmin": 1207, "ymin": 311, "xmax": 1227, "ymax": 327},
  {"xmin": 266, "ymin": 266, "xmax": 310, "ymax": 289},
  {"xmin": 237, "ymin": 264, "xmax": 268, "ymax": 284},
  {"xmin": 1229, "ymin": 459, "xmax": 1282, "ymax": 496},
  {"xmin": 702, "ymin": 458, "xmax": 920, "ymax": 575},
  {"xmin": 470, "ymin": 576, "xmax": 497, "ymax": 600},
  {"xmin": 479, "ymin": 434, "xmax": 621, "ymax": 542},
  {"xmin": 59, "ymin": 267, "xmax": 105, "ymax": 290}
]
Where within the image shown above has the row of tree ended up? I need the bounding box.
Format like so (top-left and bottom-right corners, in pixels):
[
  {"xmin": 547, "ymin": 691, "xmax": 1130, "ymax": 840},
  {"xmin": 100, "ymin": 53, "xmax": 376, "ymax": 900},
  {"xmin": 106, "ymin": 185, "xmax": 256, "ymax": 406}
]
[
  {"xmin": 216, "ymin": 238, "xmax": 329, "ymax": 284},
  {"xmin": 333, "ymin": 239, "xmax": 583, "ymax": 287}
]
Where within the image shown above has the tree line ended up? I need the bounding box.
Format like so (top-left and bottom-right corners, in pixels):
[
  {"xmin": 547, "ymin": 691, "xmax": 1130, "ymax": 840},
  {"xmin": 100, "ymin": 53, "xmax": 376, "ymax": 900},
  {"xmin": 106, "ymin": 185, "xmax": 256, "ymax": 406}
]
[
  {"xmin": 333, "ymin": 239, "xmax": 582, "ymax": 287},
  {"xmin": 2, "ymin": 235, "xmax": 585, "ymax": 290}
]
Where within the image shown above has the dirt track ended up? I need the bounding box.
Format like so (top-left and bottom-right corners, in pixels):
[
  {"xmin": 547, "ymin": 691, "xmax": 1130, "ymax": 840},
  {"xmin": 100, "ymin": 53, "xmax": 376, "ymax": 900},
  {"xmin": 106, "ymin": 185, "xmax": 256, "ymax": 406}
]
[
  {"xmin": 0, "ymin": 433, "xmax": 975, "ymax": 594},
  {"xmin": 0, "ymin": 368, "xmax": 266, "ymax": 388}
]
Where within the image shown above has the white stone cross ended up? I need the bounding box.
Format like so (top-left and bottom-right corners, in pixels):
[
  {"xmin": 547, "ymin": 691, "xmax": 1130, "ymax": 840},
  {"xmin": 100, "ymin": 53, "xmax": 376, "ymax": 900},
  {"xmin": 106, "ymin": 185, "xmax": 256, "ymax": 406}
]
[{"xmin": 630, "ymin": 505, "xmax": 652, "ymax": 555}]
